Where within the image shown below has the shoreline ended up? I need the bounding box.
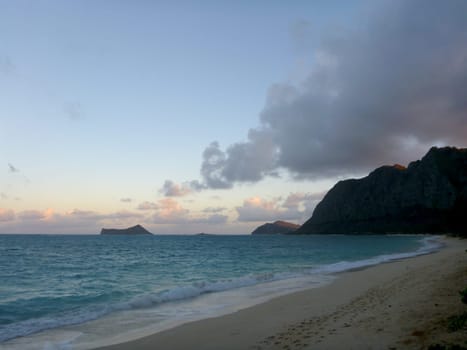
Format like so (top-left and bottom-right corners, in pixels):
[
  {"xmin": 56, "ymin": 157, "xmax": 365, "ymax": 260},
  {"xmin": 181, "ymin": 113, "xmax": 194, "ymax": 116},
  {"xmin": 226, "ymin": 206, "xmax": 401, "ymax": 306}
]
[{"xmin": 97, "ymin": 236, "xmax": 467, "ymax": 350}]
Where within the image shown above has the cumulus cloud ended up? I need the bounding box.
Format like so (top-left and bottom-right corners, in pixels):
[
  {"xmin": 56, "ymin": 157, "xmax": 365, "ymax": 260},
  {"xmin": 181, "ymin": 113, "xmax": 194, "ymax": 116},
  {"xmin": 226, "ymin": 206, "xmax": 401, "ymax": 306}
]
[
  {"xmin": 17, "ymin": 209, "xmax": 50, "ymax": 221},
  {"xmin": 0, "ymin": 209, "xmax": 15, "ymax": 222},
  {"xmin": 236, "ymin": 192, "xmax": 322, "ymax": 223},
  {"xmin": 0, "ymin": 208, "xmax": 146, "ymax": 233},
  {"xmin": 282, "ymin": 192, "xmax": 325, "ymax": 209},
  {"xmin": 137, "ymin": 201, "xmax": 159, "ymax": 210},
  {"xmin": 151, "ymin": 198, "xmax": 228, "ymax": 225},
  {"xmin": 198, "ymin": 0, "xmax": 467, "ymax": 187},
  {"xmin": 151, "ymin": 198, "xmax": 189, "ymax": 224},
  {"xmin": 202, "ymin": 206, "xmax": 227, "ymax": 214},
  {"xmin": 66, "ymin": 209, "xmax": 102, "ymax": 218},
  {"xmin": 104, "ymin": 210, "xmax": 144, "ymax": 222},
  {"xmin": 0, "ymin": 204, "xmax": 226, "ymax": 233},
  {"xmin": 195, "ymin": 214, "xmax": 228, "ymax": 225},
  {"xmin": 160, "ymin": 180, "xmax": 192, "ymax": 197},
  {"xmin": 13, "ymin": 208, "xmax": 142, "ymax": 223},
  {"xmin": 159, "ymin": 179, "xmax": 207, "ymax": 197},
  {"xmin": 200, "ymin": 129, "xmax": 278, "ymax": 189},
  {"xmin": 236, "ymin": 197, "xmax": 285, "ymax": 222}
]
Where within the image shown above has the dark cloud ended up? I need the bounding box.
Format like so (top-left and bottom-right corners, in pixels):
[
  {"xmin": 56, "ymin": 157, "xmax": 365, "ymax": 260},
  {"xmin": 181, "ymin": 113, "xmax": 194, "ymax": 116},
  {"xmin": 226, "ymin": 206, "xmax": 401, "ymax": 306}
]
[
  {"xmin": 8, "ymin": 163, "xmax": 19, "ymax": 173},
  {"xmin": 160, "ymin": 180, "xmax": 206, "ymax": 197},
  {"xmin": 160, "ymin": 180, "xmax": 193, "ymax": 197},
  {"xmin": 200, "ymin": 130, "xmax": 278, "ymax": 189},
  {"xmin": 282, "ymin": 192, "xmax": 325, "ymax": 210},
  {"xmin": 199, "ymin": 0, "xmax": 467, "ymax": 187},
  {"xmin": 200, "ymin": 142, "xmax": 232, "ymax": 189}
]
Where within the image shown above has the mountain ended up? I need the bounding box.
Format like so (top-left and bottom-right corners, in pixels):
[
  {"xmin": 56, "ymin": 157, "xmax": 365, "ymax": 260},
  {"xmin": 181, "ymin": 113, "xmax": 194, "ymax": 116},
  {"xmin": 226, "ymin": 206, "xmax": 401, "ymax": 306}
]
[
  {"xmin": 296, "ymin": 146, "xmax": 467, "ymax": 235},
  {"xmin": 100, "ymin": 224, "xmax": 153, "ymax": 235},
  {"xmin": 251, "ymin": 221, "xmax": 300, "ymax": 235}
]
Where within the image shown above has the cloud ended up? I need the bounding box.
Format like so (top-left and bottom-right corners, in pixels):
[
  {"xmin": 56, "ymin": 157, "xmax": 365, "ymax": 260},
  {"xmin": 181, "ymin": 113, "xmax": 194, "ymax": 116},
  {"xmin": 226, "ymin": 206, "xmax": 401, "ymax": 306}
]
[
  {"xmin": 199, "ymin": 142, "xmax": 232, "ymax": 189},
  {"xmin": 160, "ymin": 180, "xmax": 193, "ymax": 197},
  {"xmin": 282, "ymin": 192, "xmax": 325, "ymax": 209},
  {"xmin": 106, "ymin": 210, "xmax": 144, "ymax": 221},
  {"xmin": 63, "ymin": 101, "xmax": 84, "ymax": 121},
  {"xmin": 0, "ymin": 209, "xmax": 15, "ymax": 222},
  {"xmin": 152, "ymin": 198, "xmax": 190, "ymax": 224},
  {"xmin": 202, "ymin": 206, "xmax": 227, "ymax": 214},
  {"xmin": 17, "ymin": 210, "xmax": 46, "ymax": 221},
  {"xmin": 0, "ymin": 205, "xmax": 226, "ymax": 233},
  {"xmin": 0, "ymin": 56, "xmax": 16, "ymax": 76},
  {"xmin": 0, "ymin": 208, "xmax": 146, "ymax": 233},
  {"xmin": 151, "ymin": 198, "xmax": 228, "ymax": 225},
  {"xmin": 120, "ymin": 198, "xmax": 132, "ymax": 203},
  {"xmin": 195, "ymin": 214, "xmax": 228, "ymax": 225},
  {"xmin": 8, "ymin": 163, "xmax": 19, "ymax": 173},
  {"xmin": 65, "ymin": 209, "xmax": 144, "ymax": 222},
  {"xmin": 0, "ymin": 193, "xmax": 8, "ymax": 200},
  {"xmin": 236, "ymin": 197, "xmax": 284, "ymax": 222},
  {"xmin": 200, "ymin": 130, "xmax": 278, "ymax": 189},
  {"xmin": 236, "ymin": 192, "xmax": 323, "ymax": 223},
  {"xmin": 289, "ymin": 19, "xmax": 313, "ymax": 53},
  {"xmin": 66, "ymin": 209, "xmax": 103, "ymax": 220},
  {"xmin": 197, "ymin": 0, "xmax": 467, "ymax": 187},
  {"xmin": 137, "ymin": 201, "xmax": 159, "ymax": 210},
  {"xmin": 12, "ymin": 208, "xmax": 143, "ymax": 224}
]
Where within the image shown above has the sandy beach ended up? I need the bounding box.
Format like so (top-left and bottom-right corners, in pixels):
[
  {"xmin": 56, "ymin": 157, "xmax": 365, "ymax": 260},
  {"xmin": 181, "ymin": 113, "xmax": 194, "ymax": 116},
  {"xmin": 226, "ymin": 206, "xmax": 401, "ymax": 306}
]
[{"xmin": 98, "ymin": 237, "xmax": 467, "ymax": 350}]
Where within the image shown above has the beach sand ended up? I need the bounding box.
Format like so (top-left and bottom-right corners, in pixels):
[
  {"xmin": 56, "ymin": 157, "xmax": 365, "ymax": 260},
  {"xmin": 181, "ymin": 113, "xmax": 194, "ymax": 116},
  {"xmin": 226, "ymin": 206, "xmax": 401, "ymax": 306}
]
[{"xmin": 97, "ymin": 237, "xmax": 467, "ymax": 350}]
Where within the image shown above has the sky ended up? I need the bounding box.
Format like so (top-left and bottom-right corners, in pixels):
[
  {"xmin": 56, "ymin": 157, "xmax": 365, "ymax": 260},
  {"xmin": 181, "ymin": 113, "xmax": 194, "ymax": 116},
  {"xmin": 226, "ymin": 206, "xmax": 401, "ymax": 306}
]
[{"xmin": 1, "ymin": 0, "xmax": 466, "ymax": 234}]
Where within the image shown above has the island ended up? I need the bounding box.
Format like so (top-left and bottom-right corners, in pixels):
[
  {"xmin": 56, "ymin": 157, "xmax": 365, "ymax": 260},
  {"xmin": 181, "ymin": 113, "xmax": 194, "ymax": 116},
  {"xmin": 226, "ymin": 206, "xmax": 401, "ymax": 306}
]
[
  {"xmin": 296, "ymin": 146, "xmax": 467, "ymax": 235},
  {"xmin": 251, "ymin": 220, "xmax": 301, "ymax": 235},
  {"xmin": 100, "ymin": 224, "xmax": 153, "ymax": 235}
]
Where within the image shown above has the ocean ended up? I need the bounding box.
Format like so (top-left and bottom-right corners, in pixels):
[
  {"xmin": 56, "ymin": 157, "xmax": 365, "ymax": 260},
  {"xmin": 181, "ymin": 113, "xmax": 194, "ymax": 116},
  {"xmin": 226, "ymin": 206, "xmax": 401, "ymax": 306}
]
[{"xmin": 0, "ymin": 234, "xmax": 441, "ymax": 349}]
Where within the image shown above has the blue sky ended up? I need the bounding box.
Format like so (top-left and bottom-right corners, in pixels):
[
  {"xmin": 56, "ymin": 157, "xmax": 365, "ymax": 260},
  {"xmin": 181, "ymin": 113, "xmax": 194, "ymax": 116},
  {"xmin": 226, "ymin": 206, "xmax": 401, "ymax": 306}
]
[{"xmin": 1, "ymin": 0, "xmax": 466, "ymax": 233}]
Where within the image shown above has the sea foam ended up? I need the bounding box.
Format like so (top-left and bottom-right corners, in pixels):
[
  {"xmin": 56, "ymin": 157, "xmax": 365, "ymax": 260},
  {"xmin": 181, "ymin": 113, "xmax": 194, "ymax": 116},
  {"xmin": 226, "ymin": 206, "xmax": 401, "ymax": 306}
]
[{"xmin": 0, "ymin": 234, "xmax": 443, "ymax": 348}]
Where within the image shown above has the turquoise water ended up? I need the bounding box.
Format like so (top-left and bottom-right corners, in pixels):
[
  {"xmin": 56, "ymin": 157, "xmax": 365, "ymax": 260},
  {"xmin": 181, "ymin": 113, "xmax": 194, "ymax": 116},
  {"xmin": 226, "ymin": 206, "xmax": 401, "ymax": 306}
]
[{"xmin": 0, "ymin": 234, "xmax": 440, "ymax": 349}]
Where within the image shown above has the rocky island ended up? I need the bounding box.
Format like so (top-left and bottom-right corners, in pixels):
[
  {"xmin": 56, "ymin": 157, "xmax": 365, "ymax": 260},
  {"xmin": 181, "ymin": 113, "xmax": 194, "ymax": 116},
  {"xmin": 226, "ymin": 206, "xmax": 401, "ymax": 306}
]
[
  {"xmin": 100, "ymin": 224, "xmax": 153, "ymax": 235},
  {"xmin": 296, "ymin": 146, "xmax": 467, "ymax": 235},
  {"xmin": 252, "ymin": 220, "xmax": 301, "ymax": 235}
]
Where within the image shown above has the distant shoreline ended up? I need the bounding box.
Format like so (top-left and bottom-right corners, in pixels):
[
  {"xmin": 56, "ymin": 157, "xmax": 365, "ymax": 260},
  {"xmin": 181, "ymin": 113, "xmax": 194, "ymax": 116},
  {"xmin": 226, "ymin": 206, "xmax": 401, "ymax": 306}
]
[{"xmin": 97, "ymin": 236, "xmax": 467, "ymax": 350}]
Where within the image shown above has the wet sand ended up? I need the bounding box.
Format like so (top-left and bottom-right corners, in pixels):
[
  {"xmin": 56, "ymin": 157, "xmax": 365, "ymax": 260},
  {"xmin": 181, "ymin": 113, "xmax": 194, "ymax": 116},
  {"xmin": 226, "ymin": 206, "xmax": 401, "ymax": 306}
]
[{"xmin": 97, "ymin": 237, "xmax": 467, "ymax": 350}]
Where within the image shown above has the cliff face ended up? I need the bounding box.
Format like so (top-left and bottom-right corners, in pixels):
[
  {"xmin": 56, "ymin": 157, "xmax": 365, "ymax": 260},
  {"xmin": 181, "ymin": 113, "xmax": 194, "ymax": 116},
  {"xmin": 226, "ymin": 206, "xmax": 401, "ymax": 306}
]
[
  {"xmin": 297, "ymin": 147, "xmax": 467, "ymax": 234},
  {"xmin": 251, "ymin": 221, "xmax": 300, "ymax": 235},
  {"xmin": 100, "ymin": 224, "xmax": 153, "ymax": 235}
]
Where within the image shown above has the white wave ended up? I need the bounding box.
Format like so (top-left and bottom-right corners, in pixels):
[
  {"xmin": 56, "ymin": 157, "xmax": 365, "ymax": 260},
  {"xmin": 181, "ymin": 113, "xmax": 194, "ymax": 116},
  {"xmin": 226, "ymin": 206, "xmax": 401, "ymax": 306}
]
[
  {"xmin": 314, "ymin": 235, "xmax": 443, "ymax": 274},
  {"xmin": 120, "ymin": 270, "xmax": 304, "ymax": 311},
  {"xmin": 0, "ymin": 236, "xmax": 443, "ymax": 346}
]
